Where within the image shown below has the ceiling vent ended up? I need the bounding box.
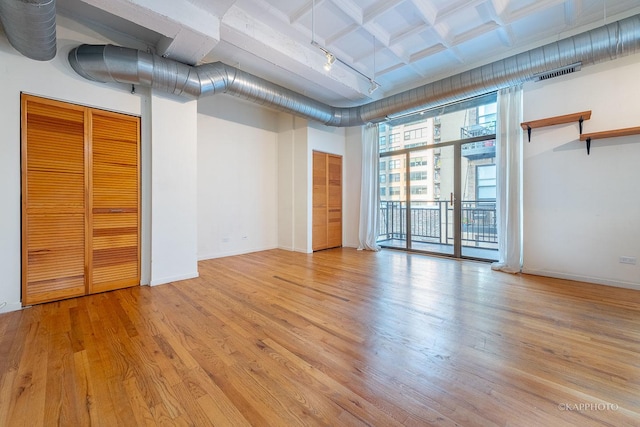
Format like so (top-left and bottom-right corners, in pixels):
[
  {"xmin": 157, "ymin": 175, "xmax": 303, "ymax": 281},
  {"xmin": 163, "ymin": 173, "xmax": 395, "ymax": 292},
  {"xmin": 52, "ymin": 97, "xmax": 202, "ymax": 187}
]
[{"xmin": 533, "ymin": 63, "xmax": 582, "ymax": 81}]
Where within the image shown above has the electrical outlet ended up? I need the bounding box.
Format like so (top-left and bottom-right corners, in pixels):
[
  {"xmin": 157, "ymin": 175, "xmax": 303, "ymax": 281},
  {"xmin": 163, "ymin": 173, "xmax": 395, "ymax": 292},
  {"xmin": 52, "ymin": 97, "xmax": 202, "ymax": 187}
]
[{"xmin": 619, "ymin": 256, "xmax": 637, "ymax": 265}]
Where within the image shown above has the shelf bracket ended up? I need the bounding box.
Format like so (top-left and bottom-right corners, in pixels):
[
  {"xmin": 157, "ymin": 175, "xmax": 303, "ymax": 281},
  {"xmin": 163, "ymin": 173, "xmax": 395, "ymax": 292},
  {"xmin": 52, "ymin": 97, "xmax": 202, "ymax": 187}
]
[
  {"xmin": 579, "ymin": 117, "xmax": 584, "ymax": 134},
  {"xmin": 527, "ymin": 125, "xmax": 532, "ymax": 142},
  {"xmin": 586, "ymin": 137, "xmax": 591, "ymax": 155}
]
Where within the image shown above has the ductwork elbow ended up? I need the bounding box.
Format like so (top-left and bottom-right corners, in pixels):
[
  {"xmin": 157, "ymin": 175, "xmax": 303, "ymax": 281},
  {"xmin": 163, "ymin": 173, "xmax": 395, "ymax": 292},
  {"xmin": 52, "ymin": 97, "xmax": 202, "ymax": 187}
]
[{"xmin": 0, "ymin": 0, "xmax": 57, "ymax": 61}]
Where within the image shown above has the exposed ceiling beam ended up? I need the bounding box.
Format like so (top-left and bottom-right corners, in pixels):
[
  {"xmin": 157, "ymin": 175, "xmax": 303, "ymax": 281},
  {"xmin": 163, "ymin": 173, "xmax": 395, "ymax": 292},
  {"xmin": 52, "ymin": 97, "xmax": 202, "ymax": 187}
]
[{"xmin": 77, "ymin": 0, "xmax": 222, "ymax": 64}]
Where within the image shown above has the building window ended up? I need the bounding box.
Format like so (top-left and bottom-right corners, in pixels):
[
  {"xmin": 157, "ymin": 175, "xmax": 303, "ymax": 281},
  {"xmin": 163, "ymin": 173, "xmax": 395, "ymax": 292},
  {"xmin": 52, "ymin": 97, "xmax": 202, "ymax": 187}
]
[
  {"xmin": 477, "ymin": 164, "xmax": 497, "ymax": 200},
  {"xmin": 379, "ymin": 174, "xmax": 386, "ymax": 183},
  {"xmin": 389, "ymin": 187, "xmax": 400, "ymax": 196},
  {"xmin": 389, "ymin": 173, "xmax": 401, "ymax": 182},
  {"xmin": 409, "ymin": 171, "xmax": 427, "ymax": 181},
  {"xmin": 380, "ymin": 187, "xmax": 386, "ymax": 196},
  {"xmin": 410, "ymin": 186, "xmax": 428, "ymax": 195},
  {"xmin": 404, "ymin": 127, "xmax": 429, "ymax": 140},
  {"xmin": 379, "ymin": 161, "xmax": 386, "ymax": 171},
  {"xmin": 410, "ymin": 157, "xmax": 427, "ymax": 167},
  {"xmin": 388, "ymin": 159, "xmax": 403, "ymax": 169}
]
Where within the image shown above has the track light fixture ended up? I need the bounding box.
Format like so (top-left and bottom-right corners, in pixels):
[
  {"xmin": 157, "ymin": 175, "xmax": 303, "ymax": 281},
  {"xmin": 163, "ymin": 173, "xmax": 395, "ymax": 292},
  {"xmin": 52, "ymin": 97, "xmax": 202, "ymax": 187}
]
[
  {"xmin": 311, "ymin": 0, "xmax": 381, "ymax": 94},
  {"xmin": 368, "ymin": 79, "xmax": 380, "ymax": 94},
  {"xmin": 324, "ymin": 52, "xmax": 335, "ymax": 71}
]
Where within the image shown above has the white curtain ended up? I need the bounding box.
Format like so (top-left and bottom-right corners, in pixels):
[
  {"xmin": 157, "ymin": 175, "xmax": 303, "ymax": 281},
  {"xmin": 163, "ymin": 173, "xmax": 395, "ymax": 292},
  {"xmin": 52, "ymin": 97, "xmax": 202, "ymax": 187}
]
[
  {"xmin": 492, "ymin": 85, "xmax": 523, "ymax": 273},
  {"xmin": 358, "ymin": 123, "xmax": 381, "ymax": 251}
]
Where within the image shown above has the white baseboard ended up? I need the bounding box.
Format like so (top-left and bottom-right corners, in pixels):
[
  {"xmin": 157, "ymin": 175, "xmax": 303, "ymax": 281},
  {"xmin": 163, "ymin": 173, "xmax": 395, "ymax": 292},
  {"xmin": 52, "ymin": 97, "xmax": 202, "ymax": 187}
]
[
  {"xmin": 198, "ymin": 245, "xmax": 279, "ymax": 261},
  {"xmin": 522, "ymin": 268, "xmax": 640, "ymax": 291},
  {"xmin": 150, "ymin": 271, "xmax": 199, "ymax": 286},
  {"xmin": 0, "ymin": 302, "xmax": 24, "ymax": 314}
]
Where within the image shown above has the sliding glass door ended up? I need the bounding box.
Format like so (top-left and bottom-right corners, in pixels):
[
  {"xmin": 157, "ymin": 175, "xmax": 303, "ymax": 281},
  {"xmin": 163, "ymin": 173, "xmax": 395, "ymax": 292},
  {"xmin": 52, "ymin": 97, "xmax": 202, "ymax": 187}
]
[
  {"xmin": 377, "ymin": 93, "xmax": 498, "ymax": 261},
  {"xmin": 378, "ymin": 153, "xmax": 407, "ymax": 249},
  {"xmin": 379, "ymin": 146, "xmax": 455, "ymax": 255}
]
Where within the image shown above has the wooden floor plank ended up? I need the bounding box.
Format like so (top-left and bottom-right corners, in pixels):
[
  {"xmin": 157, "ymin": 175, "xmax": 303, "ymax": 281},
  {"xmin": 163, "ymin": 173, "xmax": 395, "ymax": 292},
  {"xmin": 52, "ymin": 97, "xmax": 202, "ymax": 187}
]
[{"xmin": 1, "ymin": 248, "xmax": 639, "ymax": 426}]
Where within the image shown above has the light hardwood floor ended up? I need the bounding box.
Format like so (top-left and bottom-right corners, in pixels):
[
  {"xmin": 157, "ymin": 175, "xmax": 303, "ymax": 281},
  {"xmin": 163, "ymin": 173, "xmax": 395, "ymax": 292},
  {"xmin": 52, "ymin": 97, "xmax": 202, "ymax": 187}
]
[{"xmin": 1, "ymin": 248, "xmax": 639, "ymax": 426}]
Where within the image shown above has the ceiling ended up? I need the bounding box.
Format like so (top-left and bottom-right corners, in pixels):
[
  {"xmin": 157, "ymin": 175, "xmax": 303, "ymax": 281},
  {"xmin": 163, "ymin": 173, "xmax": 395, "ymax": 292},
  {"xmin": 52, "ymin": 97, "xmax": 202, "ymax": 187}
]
[{"xmin": 54, "ymin": 0, "xmax": 640, "ymax": 107}]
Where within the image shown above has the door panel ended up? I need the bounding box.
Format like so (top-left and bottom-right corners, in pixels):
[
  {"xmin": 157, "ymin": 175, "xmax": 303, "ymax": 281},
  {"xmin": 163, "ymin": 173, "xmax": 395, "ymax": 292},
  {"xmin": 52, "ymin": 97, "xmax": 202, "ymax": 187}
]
[
  {"xmin": 460, "ymin": 140, "xmax": 498, "ymax": 260},
  {"xmin": 22, "ymin": 97, "xmax": 87, "ymax": 305},
  {"xmin": 378, "ymin": 153, "xmax": 406, "ymax": 249},
  {"xmin": 90, "ymin": 111, "xmax": 140, "ymax": 294},
  {"xmin": 312, "ymin": 151, "xmax": 328, "ymax": 251},
  {"xmin": 408, "ymin": 146, "xmax": 455, "ymax": 255},
  {"xmin": 327, "ymin": 155, "xmax": 342, "ymax": 248}
]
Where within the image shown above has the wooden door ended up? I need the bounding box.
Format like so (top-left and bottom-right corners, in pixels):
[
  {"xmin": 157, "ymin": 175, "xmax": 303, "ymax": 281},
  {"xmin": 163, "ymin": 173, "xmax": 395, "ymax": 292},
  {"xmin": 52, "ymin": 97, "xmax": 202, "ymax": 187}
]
[
  {"xmin": 312, "ymin": 151, "xmax": 328, "ymax": 251},
  {"xmin": 22, "ymin": 94, "xmax": 140, "ymax": 305},
  {"xmin": 312, "ymin": 151, "xmax": 342, "ymax": 251},
  {"xmin": 327, "ymin": 154, "xmax": 342, "ymax": 248},
  {"xmin": 21, "ymin": 96, "xmax": 88, "ymax": 305},
  {"xmin": 90, "ymin": 110, "xmax": 140, "ymax": 294}
]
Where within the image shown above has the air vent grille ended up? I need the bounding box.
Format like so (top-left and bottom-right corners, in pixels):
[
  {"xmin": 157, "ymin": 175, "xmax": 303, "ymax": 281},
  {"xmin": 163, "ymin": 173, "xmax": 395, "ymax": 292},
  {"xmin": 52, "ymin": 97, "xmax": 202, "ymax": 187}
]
[{"xmin": 534, "ymin": 63, "xmax": 582, "ymax": 81}]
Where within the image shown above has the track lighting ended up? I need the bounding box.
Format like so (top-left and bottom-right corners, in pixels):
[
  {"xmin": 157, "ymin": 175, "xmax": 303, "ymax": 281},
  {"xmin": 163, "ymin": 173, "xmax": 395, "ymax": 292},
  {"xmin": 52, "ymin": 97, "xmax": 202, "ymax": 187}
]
[
  {"xmin": 324, "ymin": 52, "xmax": 335, "ymax": 71},
  {"xmin": 368, "ymin": 79, "xmax": 380, "ymax": 94}
]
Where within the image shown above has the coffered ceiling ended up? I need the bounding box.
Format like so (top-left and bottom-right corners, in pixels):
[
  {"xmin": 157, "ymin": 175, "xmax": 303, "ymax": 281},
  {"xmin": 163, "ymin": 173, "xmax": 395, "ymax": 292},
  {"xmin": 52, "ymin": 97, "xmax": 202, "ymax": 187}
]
[{"xmin": 54, "ymin": 0, "xmax": 640, "ymax": 106}]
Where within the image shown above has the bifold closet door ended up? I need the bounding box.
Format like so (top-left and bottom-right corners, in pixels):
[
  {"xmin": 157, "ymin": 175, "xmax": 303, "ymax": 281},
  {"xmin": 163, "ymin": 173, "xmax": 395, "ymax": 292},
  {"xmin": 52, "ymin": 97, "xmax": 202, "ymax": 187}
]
[
  {"xmin": 312, "ymin": 151, "xmax": 329, "ymax": 251},
  {"xmin": 21, "ymin": 97, "xmax": 87, "ymax": 305},
  {"xmin": 90, "ymin": 111, "xmax": 140, "ymax": 294},
  {"xmin": 312, "ymin": 151, "xmax": 342, "ymax": 251},
  {"xmin": 22, "ymin": 94, "xmax": 140, "ymax": 305},
  {"xmin": 327, "ymin": 154, "xmax": 342, "ymax": 249}
]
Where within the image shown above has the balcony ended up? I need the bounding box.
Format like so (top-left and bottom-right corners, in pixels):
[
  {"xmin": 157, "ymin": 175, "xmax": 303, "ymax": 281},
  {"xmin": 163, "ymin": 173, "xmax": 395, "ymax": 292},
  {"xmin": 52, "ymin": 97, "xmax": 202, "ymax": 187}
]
[
  {"xmin": 460, "ymin": 121, "xmax": 496, "ymax": 160},
  {"xmin": 377, "ymin": 200, "xmax": 497, "ymax": 259},
  {"xmin": 461, "ymin": 139, "xmax": 496, "ymax": 160}
]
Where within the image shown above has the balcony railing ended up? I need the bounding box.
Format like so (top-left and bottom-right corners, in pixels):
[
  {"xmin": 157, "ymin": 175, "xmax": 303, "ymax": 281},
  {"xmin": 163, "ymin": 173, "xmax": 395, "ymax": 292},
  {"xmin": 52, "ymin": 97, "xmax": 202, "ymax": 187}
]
[
  {"xmin": 378, "ymin": 200, "xmax": 497, "ymax": 248},
  {"xmin": 460, "ymin": 121, "xmax": 496, "ymax": 138}
]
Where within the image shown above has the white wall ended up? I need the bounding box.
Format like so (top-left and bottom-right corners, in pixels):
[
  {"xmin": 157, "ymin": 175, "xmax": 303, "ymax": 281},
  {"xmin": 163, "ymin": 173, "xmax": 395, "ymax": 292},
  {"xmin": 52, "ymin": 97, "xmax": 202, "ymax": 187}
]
[
  {"xmin": 149, "ymin": 93, "xmax": 199, "ymax": 284},
  {"xmin": 197, "ymin": 96, "xmax": 279, "ymax": 259},
  {"xmin": 344, "ymin": 126, "xmax": 363, "ymax": 248},
  {"xmin": 522, "ymin": 54, "xmax": 640, "ymax": 289},
  {"xmin": 292, "ymin": 119, "xmax": 310, "ymax": 252},
  {"xmin": 277, "ymin": 114, "xmax": 296, "ymax": 251}
]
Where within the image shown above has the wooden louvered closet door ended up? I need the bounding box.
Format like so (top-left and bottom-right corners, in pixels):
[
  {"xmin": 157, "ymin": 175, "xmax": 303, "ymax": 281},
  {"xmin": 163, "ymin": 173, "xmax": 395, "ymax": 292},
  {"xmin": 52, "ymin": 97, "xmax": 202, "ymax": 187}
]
[
  {"xmin": 22, "ymin": 94, "xmax": 140, "ymax": 305},
  {"xmin": 312, "ymin": 151, "xmax": 329, "ymax": 251},
  {"xmin": 312, "ymin": 151, "xmax": 342, "ymax": 251},
  {"xmin": 90, "ymin": 111, "xmax": 140, "ymax": 294},
  {"xmin": 21, "ymin": 97, "xmax": 87, "ymax": 305}
]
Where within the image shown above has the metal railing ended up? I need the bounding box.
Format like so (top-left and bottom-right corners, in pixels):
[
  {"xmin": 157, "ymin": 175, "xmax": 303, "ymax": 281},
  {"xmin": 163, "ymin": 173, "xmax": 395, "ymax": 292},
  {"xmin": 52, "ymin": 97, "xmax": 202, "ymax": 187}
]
[
  {"xmin": 460, "ymin": 121, "xmax": 496, "ymax": 138},
  {"xmin": 378, "ymin": 200, "xmax": 497, "ymax": 247}
]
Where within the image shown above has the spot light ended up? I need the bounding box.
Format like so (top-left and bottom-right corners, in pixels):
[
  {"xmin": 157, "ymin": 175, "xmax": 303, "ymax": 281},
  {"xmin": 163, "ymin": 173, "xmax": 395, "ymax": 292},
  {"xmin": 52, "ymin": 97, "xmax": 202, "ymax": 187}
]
[
  {"xmin": 324, "ymin": 52, "xmax": 335, "ymax": 71},
  {"xmin": 368, "ymin": 79, "xmax": 380, "ymax": 94}
]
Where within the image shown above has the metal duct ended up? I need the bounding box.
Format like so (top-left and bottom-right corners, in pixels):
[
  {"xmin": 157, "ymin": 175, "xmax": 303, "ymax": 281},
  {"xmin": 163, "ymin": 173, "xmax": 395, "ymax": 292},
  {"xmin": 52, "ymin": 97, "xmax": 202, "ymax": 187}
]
[
  {"xmin": 0, "ymin": 0, "xmax": 57, "ymax": 61},
  {"xmin": 69, "ymin": 14, "xmax": 640, "ymax": 127}
]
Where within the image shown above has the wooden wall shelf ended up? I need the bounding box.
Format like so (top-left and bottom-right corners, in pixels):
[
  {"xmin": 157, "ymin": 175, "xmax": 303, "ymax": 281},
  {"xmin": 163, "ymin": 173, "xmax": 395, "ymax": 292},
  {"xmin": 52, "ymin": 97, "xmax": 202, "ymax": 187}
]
[
  {"xmin": 579, "ymin": 126, "xmax": 640, "ymax": 155},
  {"xmin": 521, "ymin": 110, "xmax": 591, "ymax": 141}
]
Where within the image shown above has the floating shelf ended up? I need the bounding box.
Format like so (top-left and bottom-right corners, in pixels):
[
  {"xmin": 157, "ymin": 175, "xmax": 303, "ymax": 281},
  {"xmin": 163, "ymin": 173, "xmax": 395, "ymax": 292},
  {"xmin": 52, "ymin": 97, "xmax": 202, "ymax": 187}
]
[
  {"xmin": 579, "ymin": 126, "xmax": 640, "ymax": 155},
  {"xmin": 520, "ymin": 110, "xmax": 591, "ymax": 142}
]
